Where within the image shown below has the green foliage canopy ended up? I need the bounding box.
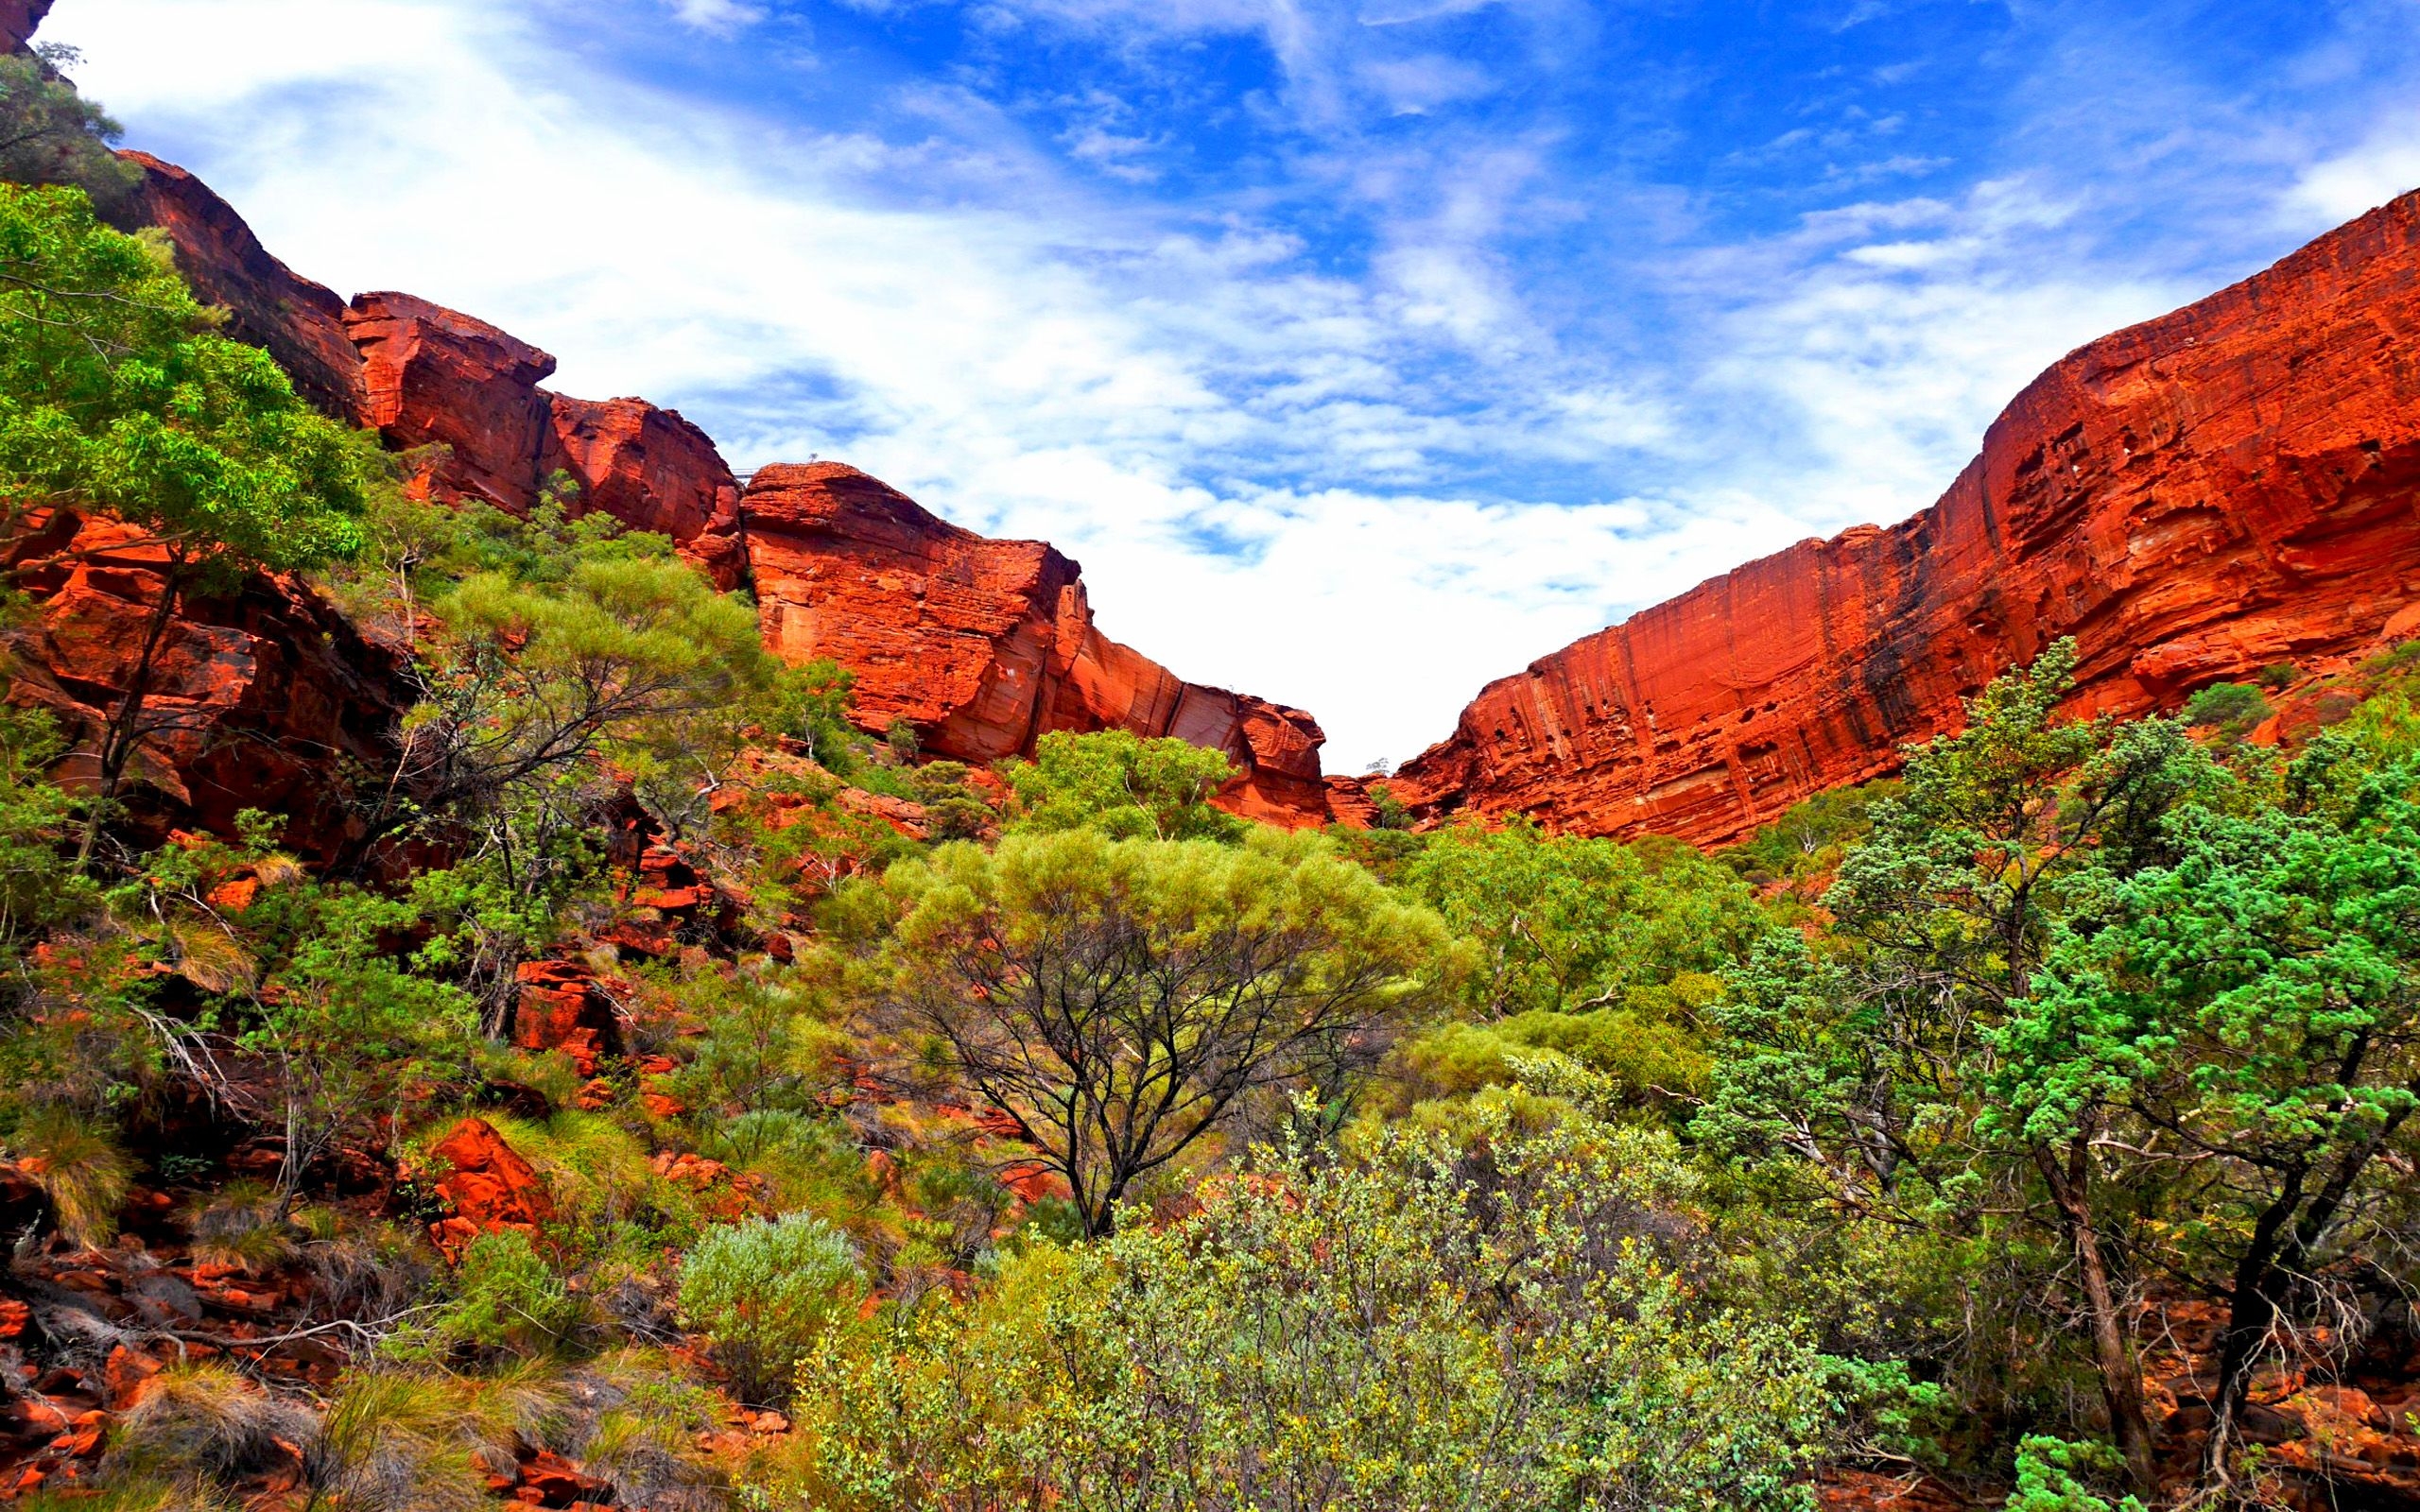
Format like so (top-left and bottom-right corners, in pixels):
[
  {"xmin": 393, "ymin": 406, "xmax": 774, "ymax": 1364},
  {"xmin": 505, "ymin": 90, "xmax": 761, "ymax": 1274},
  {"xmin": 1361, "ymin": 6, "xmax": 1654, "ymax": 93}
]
[
  {"xmin": 786, "ymin": 1095, "xmax": 1834, "ymax": 1512},
  {"xmin": 1000, "ymin": 728, "xmax": 1242, "ymax": 842},
  {"xmin": 879, "ymin": 828, "xmax": 1446, "ymax": 1234}
]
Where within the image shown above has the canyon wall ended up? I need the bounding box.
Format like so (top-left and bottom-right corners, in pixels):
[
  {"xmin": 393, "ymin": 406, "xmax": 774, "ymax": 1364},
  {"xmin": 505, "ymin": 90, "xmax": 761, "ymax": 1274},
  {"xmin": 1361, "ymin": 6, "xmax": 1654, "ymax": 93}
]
[
  {"xmin": 1389, "ymin": 188, "xmax": 2420, "ymax": 846},
  {"xmin": 10, "ymin": 126, "xmax": 1334, "ymax": 831}
]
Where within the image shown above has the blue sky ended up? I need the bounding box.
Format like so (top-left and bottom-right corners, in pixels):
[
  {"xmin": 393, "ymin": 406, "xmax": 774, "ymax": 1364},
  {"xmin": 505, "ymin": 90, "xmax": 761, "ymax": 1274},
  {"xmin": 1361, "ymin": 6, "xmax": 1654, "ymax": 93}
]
[{"xmin": 51, "ymin": 0, "xmax": 2420, "ymax": 767}]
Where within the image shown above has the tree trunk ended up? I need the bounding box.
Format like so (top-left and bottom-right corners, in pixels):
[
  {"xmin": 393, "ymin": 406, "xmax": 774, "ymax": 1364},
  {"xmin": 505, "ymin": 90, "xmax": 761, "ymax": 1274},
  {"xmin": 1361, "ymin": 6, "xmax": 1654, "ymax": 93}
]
[
  {"xmin": 74, "ymin": 552, "xmax": 186, "ymax": 868},
  {"xmin": 2035, "ymin": 1139, "xmax": 2159, "ymax": 1496}
]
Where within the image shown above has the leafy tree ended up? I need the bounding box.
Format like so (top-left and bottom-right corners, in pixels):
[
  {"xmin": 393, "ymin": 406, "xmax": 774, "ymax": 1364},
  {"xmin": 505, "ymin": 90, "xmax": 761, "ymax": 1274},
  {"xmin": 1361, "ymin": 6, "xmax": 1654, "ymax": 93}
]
[
  {"xmin": 773, "ymin": 656, "xmax": 864, "ymax": 775},
  {"xmin": 877, "ymin": 828, "xmax": 1444, "ymax": 1235},
  {"xmin": 132, "ymin": 831, "xmax": 481, "ymax": 1212},
  {"xmin": 786, "ymin": 1094, "xmax": 1835, "ymax": 1512},
  {"xmin": 908, "ymin": 760, "xmax": 994, "ymax": 841},
  {"xmin": 0, "ymin": 184, "xmax": 372, "ymax": 862},
  {"xmin": 1000, "ymin": 728, "xmax": 1243, "ymax": 842},
  {"xmin": 0, "ymin": 706, "xmax": 91, "ymax": 983},
  {"xmin": 1726, "ymin": 779, "xmax": 1899, "ymax": 885},
  {"xmin": 335, "ymin": 502, "xmax": 782, "ymax": 1014},
  {"xmin": 1704, "ymin": 643, "xmax": 2218, "ymax": 1492},
  {"xmin": 2004, "ymin": 747, "xmax": 2420, "ymax": 1488},
  {"xmin": 0, "ymin": 47, "xmax": 142, "ymax": 213},
  {"xmin": 1404, "ymin": 818, "xmax": 1765, "ymax": 1020}
]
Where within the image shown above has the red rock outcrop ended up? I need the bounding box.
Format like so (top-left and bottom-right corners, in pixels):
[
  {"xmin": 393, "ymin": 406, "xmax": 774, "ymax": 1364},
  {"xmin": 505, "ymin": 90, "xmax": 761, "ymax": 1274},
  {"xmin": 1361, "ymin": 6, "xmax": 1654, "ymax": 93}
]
[
  {"xmin": 2, "ymin": 509, "xmax": 413, "ymax": 862},
  {"xmin": 341, "ymin": 292, "xmax": 749, "ymax": 584},
  {"xmin": 740, "ymin": 462, "xmax": 1332, "ymax": 825},
  {"xmin": 78, "ymin": 137, "xmax": 1323, "ymax": 818},
  {"xmin": 1391, "ymin": 187, "xmax": 2420, "ymax": 847},
  {"xmin": 510, "ymin": 959, "xmax": 624, "ymax": 1077},
  {"xmin": 108, "ymin": 153, "xmax": 367, "ymax": 420},
  {"xmin": 1, "ymin": 0, "xmax": 51, "ymax": 52},
  {"xmin": 345, "ymin": 290, "xmax": 560, "ymax": 506},
  {"xmin": 425, "ymin": 1117, "xmax": 557, "ymax": 1261}
]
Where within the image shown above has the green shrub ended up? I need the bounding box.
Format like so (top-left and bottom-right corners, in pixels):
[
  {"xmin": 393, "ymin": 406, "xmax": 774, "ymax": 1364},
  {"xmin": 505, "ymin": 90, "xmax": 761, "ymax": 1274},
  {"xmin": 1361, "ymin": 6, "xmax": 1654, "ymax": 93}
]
[
  {"xmin": 2184, "ymin": 680, "xmax": 2271, "ymax": 735},
  {"xmin": 2006, "ymin": 1436, "xmax": 2147, "ymax": 1512},
  {"xmin": 677, "ymin": 1211, "xmax": 862, "ymax": 1404},
  {"xmin": 998, "ymin": 729, "xmax": 1241, "ymax": 842},
  {"xmin": 782, "ymin": 1098, "xmax": 1832, "ymax": 1511},
  {"xmin": 388, "ymin": 1230, "xmax": 589, "ymax": 1362}
]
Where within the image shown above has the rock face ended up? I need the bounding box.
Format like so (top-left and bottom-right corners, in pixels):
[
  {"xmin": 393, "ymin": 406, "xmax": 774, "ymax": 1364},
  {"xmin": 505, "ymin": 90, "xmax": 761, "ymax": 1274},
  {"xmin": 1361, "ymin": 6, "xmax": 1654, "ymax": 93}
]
[
  {"xmin": 84, "ymin": 134, "xmax": 1332, "ymax": 828},
  {"xmin": 2, "ymin": 509, "xmax": 413, "ymax": 862},
  {"xmin": 425, "ymin": 1118, "xmax": 558, "ymax": 1262},
  {"xmin": 342, "ymin": 293, "xmax": 748, "ymax": 585},
  {"xmin": 1, "ymin": 0, "xmax": 51, "ymax": 51},
  {"xmin": 1390, "ymin": 188, "xmax": 2420, "ymax": 847},
  {"xmin": 110, "ymin": 153, "xmax": 367, "ymax": 420},
  {"xmin": 743, "ymin": 462, "xmax": 1332, "ymax": 824},
  {"xmin": 345, "ymin": 291, "xmax": 561, "ymax": 507}
]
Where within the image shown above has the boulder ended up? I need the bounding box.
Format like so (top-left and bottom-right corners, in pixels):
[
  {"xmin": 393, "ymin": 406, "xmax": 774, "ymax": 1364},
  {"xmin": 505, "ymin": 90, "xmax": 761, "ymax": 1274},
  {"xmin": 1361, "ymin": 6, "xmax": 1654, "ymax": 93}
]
[
  {"xmin": 1391, "ymin": 187, "xmax": 2420, "ymax": 846},
  {"xmin": 426, "ymin": 1117, "xmax": 556, "ymax": 1261},
  {"xmin": 510, "ymin": 960, "xmax": 623, "ymax": 1077}
]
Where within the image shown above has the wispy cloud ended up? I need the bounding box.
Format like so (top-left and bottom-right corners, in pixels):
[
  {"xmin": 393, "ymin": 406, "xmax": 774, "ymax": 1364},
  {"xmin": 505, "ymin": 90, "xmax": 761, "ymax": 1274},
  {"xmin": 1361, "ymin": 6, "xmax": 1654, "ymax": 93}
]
[{"xmin": 46, "ymin": 0, "xmax": 2420, "ymax": 766}]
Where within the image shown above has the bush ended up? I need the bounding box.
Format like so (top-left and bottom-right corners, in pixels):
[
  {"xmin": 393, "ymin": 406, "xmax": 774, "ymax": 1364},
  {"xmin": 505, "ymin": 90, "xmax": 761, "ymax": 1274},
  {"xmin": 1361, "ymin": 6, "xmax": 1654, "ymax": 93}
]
[
  {"xmin": 106, "ymin": 1362, "xmax": 314, "ymax": 1487},
  {"xmin": 677, "ymin": 1211, "xmax": 861, "ymax": 1404},
  {"xmin": 2006, "ymin": 1436, "xmax": 2148, "ymax": 1512},
  {"xmin": 10, "ymin": 1103, "xmax": 131, "ymax": 1247},
  {"xmin": 781, "ymin": 1097, "xmax": 1833, "ymax": 1511},
  {"xmin": 185, "ymin": 1179, "xmax": 298, "ymax": 1272},
  {"xmin": 2184, "ymin": 680, "xmax": 2271, "ymax": 735},
  {"xmin": 305, "ymin": 1369, "xmax": 495, "ymax": 1512},
  {"xmin": 388, "ymin": 1230, "xmax": 589, "ymax": 1362}
]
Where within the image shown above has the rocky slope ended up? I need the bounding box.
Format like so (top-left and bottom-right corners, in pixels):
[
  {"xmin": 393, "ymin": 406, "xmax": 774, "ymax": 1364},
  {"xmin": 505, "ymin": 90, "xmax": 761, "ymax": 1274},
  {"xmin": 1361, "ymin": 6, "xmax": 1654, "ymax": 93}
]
[
  {"xmin": 1389, "ymin": 188, "xmax": 2420, "ymax": 846},
  {"xmin": 10, "ymin": 144, "xmax": 1334, "ymax": 834}
]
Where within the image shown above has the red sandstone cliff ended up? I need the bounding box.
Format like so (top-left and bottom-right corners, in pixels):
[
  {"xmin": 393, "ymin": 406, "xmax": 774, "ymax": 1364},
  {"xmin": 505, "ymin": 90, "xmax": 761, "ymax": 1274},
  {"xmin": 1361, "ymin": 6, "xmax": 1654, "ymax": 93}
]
[
  {"xmin": 1390, "ymin": 188, "xmax": 2420, "ymax": 847},
  {"xmin": 744, "ymin": 462, "xmax": 1331, "ymax": 824},
  {"xmin": 342, "ymin": 290, "xmax": 748, "ymax": 587},
  {"xmin": 109, "ymin": 153, "xmax": 367, "ymax": 420},
  {"xmin": 2, "ymin": 510, "xmax": 413, "ymax": 862},
  {"xmin": 1, "ymin": 0, "xmax": 51, "ymax": 52},
  {"xmin": 19, "ymin": 128, "xmax": 1332, "ymax": 832}
]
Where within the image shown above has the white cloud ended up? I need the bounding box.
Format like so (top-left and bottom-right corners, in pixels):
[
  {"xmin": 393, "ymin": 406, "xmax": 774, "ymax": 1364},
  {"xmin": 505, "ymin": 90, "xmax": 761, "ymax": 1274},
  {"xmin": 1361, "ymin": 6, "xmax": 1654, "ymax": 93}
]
[
  {"xmin": 667, "ymin": 0, "xmax": 767, "ymax": 32},
  {"xmin": 2285, "ymin": 115, "xmax": 2420, "ymax": 226},
  {"xmin": 38, "ymin": 0, "xmax": 2342, "ymax": 771}
]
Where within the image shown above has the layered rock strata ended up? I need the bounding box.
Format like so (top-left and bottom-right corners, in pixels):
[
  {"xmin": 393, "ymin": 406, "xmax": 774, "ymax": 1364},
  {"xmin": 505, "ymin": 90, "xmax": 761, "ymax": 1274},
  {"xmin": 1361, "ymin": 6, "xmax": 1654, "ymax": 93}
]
[
  {"xmin": 742, "ymin": 462, "xmax": 1333, "ymax": 824},
  {"xmin": 1390, "ymin": 187, "xmax": 2420, "ymax": 846}
]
